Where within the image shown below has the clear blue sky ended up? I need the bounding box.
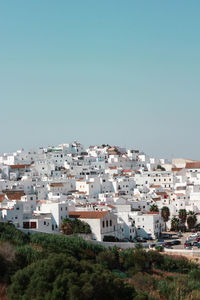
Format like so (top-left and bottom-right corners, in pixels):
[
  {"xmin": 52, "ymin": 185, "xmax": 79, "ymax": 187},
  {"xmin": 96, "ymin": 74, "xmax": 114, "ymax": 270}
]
[{"xmin": 0, "ymin": 1, "xmax": 200, "ymax": 159}]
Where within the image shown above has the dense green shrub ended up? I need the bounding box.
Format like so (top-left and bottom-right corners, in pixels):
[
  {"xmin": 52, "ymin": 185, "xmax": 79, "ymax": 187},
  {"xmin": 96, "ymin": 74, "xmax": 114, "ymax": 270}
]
[
  {"xmin": 158, "ymin": 255, "xmax": 197, "ymax": 273},
  {"xmin": 61, "ymin": 218, "xmax": 91, "ymax": 234},
  {"xmin": 7, "ymin": 254, "xmax": 137, "ymax": 300},
  {"xmin": 29, "ymin": 232, "xmax": 105, "ymax": 259},
  {"xmin": 157, "ymin": 275, "xmax": 200, "ymax": 300},
  {"xmin": 120, "ymin": 248, "xmax": 150, "ymax": 274},
  {"xmin": 96, "ymin": 248, "xmax": 120, "ymax": 270},
  {"xmin": 0, "ymin": 223, "xmax": 29, "ymax": 245},
  {"xmin": 1, "ymin": 223, "xmax": 200, "ymax": 300}
]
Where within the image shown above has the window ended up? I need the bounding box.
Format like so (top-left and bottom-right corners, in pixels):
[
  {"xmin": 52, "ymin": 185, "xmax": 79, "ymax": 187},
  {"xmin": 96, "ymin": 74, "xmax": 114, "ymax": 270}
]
[
  {"xmin": 106, "ymin": 220, "xmax": 108, "ymax": 227},
  {"xmin": 110, "ymin": 220, "xmax": 112, "ymax": 226},
  {"xmin": 65, "ymin": 207, "xmax": 67, "ymax": 210},
  {"xmin": 30, "ymin": 222, "xmax": 36, "ymax": 229},
  {"xmin": 102, "ymin": 221, "xmax": 105, "ymax": 228},
  {"xmin": 44, "ymin": 221, "xmax": 46, "ymax": 225}
]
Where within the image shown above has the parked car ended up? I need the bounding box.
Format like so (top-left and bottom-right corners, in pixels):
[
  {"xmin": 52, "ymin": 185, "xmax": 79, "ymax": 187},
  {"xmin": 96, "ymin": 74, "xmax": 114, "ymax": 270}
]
[
  {"xmin": 192, "ymin": 241, "xmax": 198, "ymax": 247},
  {"xmin": 143, "ymin": 236, "xmax": 153, "ymax": 240},
  {"xmin": 184, "ymin": 242, "xmax": 192, "ymax": 248},
  {"xmin": 164, "ymin": 241, "xmax": 173, "ymax": 246},
  {"xmin": 190, "ymin": 233, "xmax": 198, "ymax": 238},
  {"xmin": 155, "ymin": 239, "xmax": 164, "ymax": 243},
  {"xmin": 136, "ymin": 237, "xmax": 147, "ymax": 243},
  {"xmin": 171, "ymin": 240, "xmax": 181, "ymax": 245}
]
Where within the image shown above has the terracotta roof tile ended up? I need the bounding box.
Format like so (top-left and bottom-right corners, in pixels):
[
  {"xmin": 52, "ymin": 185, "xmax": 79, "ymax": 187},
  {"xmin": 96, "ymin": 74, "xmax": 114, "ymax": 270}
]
[
  {"xmin": 0, "ymin": 194, "xmax": 5, "ymax": 203},
  {"xmin": 4, "ymin": 191, "xmax": 24, "ymax": 200},
  {"xmin": 69, "ymin": 211, "xmax": 108, "ymax": 219},
  {"xmin": 49, "ymin": 183, "xmax": 63, "ymax": 187},
  {"xmin": 185, "ymin": 162, "xmax": 200, "ymax": 169},
  {"xmin": 10, "ymin": 164, "xmax": 30, "ymax": 169}
]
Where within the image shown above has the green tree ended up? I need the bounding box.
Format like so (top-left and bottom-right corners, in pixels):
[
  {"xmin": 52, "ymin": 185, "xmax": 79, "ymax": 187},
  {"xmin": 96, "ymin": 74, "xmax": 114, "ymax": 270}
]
[
  {"xmin": 96, "ymin": 249, "xmax": 119, "ymax": 270},
  {"xmin": 171, "ymin": 217, "xmax": 179, "ymax": 231},
  {"xmin": 60, "ymin": 220, "xmax": 73, "ymax": 235},
  {"xmin": 188, "ymin": 211, "xmax": 196, "ymax": 216},
  {"xmin": 60, "ymin": 218, "xmax": 91, "ymax": 235},
  {"xmin": 157, "ymin": 165, "xmax": 166, "ymax": 171},
  {"xmin": 187, "ymin": 215, "xmax": 197, "ymax": 231},
  {"xmin": 161, "ymin": 206, "xmax": 170, "ymax": 231},
  {"xmin": 179, "ymin": 209, "xmax": 187, "ymax": 224},
  {"xmin": 7, "ymin": 254, "xmax": 137, "ymax": 300},
  {"xmin": 150, "ymin": 204, "xmax": 159, "ymax": 212},
  {"xmin": 179, "ymin": 209, "xmax": 187, "ymax": 231}
]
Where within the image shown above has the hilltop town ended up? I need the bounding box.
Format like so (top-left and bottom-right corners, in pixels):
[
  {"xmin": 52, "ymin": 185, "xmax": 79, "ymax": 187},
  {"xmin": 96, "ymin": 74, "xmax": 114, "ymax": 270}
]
[{"xmin": 0, "ymin": 141, "xmax": 199, "ymax": 241}]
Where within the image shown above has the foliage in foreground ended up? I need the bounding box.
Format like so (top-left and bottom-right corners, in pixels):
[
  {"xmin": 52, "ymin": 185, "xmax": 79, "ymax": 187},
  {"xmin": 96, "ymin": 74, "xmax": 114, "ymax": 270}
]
[
  {"xmin": 1, "ymin": 222, "xmax": 200, "ymax": 300},
  {"xmin": 7, "ymin": 254, "xmax": 136, "ymax": 300},
  {"xmin": 60, "ymin": 217, "xmax": 91, "ymax": 235}
]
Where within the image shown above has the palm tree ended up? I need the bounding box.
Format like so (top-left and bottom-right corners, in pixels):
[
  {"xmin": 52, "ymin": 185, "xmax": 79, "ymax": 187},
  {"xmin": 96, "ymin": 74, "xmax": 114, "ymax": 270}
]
[
  {"xmin": 178, "ymin": 209, "xmax": 187, "ymax": 231},
  {"xmin": 187, "ymin": 214, "xmax": 197, "ymax": 231},
  {"xmin": 150, "ymin": 204, "xmax": 159, "ymax": 212},
  {"xmin": 188, "ymin": 211, "xmax": 195, "ymax": 216},
  {"xmin": 60, "ymin": 220, "xmax": 73, "ymax": 235},
  {"xmin": 171, "ymin": 217, "xmax": 179, "ymax": 231},
  {"xmin": 161, "ymin": 206, "xmax": 170, "ymax": 231}
]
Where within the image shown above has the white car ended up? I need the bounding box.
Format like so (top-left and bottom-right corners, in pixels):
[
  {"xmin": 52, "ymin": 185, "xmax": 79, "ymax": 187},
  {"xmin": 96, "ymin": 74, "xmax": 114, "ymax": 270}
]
[{"xmin": 190, "ymin": 233, "xmax": 198, "ymax": 237}]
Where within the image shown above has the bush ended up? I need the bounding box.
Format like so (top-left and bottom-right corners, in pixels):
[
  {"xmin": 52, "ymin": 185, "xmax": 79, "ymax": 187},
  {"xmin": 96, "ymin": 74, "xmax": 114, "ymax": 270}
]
[
  {"xmin": 29, "ymin": 232, "xmax": 104, "ymax": 259},
  {"xmin": 120, "ymin": 249, "xmax": 150, "ymax": 275},
  {"xmin": 96, "ymin": 248, "xmax": 120, "ymax": 270},
  {"xmin": 0, "ymin": 223, "xmax": 29, "ymax": 245},
  {"xmin": 61, "ymin": 218, "xmax": 91, "ymax": 234},
  {"xmin": 7, "ymin": 254, "xmax": 137, "ymax": 300}
]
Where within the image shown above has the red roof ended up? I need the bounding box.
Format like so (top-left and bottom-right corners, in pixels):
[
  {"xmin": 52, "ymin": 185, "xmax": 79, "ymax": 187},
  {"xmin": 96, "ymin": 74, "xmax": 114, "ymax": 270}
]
[
  {"xmin": 122, "ymin": 169, "xmax": 132, "ymax": 173},
  {"xmin": 172, "ymin": 168, "xmax": 183, "ymax": 172},
  {"xmin": 107, "ymin": 205, "xmax": 116, "ymax": 209},
  {"xmin": 150, "ymin": 185, "xmax": 161, "ymax": 188},
  {"xmin": 185, "ymin": 162, "xmax": 200, "ymax": 169},
  {"xmin": 4, "ymin": 191, "xmax": 25, "ymax": 200},
  {"xmin": 10, "ymin": 164, "xmax": 30, "ymax": 169},
  {"xmin": 69, "ymin": 211, "xmax": 108, "ymax": 219},
  {"xmin": 0, "ymin": 194, "xmax": 5, "ymax": 203}
]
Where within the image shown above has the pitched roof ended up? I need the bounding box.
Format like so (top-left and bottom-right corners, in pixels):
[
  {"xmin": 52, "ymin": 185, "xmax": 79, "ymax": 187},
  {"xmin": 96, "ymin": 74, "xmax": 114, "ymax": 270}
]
[
  {"xmin": 150, "ymin": 185, "xmax": 161, "ymax": 188},
  {"xmin": 172, "ymin": 167, "xmax": 183, "ymax": 172},
  {"xmin": 185, "ymin": 162, "xmax": 200, "ymax": 169},
  {"xmin": 4, "ymin": 191, "xmax": 25, "ymax": 200},
  {"xmin": 0, "ymin": 194, "xmax": 5, "ymax": 203},
  {"xmin": 10, "ymin": 164, "xmax": 30, "ymax": 169},
  {"xmin": 69, "ymin": 211, "xmax": 108, "ymax": 219},
  {"xmin": 122, "ymin": 169, "xmax": 132, "ymax": 173},
  {"xmin": 49, "ymin": 183, "xmax": 63, "ymax": 187},
  {"xmin": 107, "ymin": 204, "xmax": 116, "ymax": 209}
]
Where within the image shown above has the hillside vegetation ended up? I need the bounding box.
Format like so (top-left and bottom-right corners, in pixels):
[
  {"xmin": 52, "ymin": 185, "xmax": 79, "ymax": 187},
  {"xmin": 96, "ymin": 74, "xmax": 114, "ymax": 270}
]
[{"xmin": 0, "ymin": 222, "xmax": 200, "ymax": 300}]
